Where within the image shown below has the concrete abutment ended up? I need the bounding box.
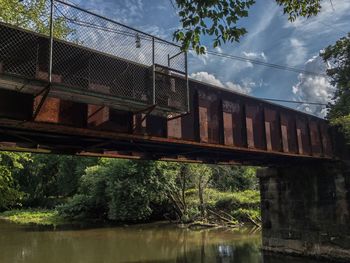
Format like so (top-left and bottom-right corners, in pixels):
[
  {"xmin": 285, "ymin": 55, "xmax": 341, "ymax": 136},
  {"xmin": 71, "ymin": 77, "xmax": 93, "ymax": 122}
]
[{"xmin": 258, "ymin": 162, "xmax": 350, "ymax": 262}]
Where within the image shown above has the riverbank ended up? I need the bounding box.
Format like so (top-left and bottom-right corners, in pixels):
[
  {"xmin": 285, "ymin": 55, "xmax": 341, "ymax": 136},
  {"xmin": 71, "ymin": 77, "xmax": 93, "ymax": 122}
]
[
  {"xmin": 0, "ymin": 190, "xmax": 260, "ymax": 229},
  {"xmin": 185, "ymin": 189, "xmax": 261, "ymax": 226},
  {"xmin": 0, "ymin": 209, "xmax": 67, "ymax": 226}
]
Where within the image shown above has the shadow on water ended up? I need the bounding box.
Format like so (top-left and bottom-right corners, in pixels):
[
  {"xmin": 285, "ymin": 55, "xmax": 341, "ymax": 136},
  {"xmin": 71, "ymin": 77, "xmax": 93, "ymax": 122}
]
[{"xmin": 0, "ymin": 220, "xmax": 321, "ymax": 263}]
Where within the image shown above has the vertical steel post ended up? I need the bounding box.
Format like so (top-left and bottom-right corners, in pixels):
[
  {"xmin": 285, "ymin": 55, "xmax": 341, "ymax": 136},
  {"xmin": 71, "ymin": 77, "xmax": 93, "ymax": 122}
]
[
  {"xmin": 317, "ymin": 121, "xmax": 324, "ymax": 157},
  {"xmin": 185, "ymin": 51, "xmax": 190, "ymax": 113},
  {"xmin": 306, "ymin": 119, "xmax": 313, "ymax": 156},
  {"xmin": 48, "ymin": 0, "xmax": 54, "ymax": 83},
  {"xmin": 152, "ymin": 37, "xmax": 156, "ymax": 105}
]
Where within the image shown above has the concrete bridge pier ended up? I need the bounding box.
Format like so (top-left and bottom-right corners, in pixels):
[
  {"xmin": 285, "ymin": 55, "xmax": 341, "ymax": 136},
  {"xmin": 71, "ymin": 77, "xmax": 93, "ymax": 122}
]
[{"xmin": 258, "ymin": 163, "xmax": 350, "ymax": 262}]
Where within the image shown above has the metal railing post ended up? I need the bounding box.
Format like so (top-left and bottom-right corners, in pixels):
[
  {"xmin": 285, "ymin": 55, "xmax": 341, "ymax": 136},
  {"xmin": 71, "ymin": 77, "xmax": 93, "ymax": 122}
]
[
  {"xmin": 152, "ymin": 37, "xmax": 156, "ymax": 105},
  {"xmin": 48, "ymin": 0, "xmax": 54, "ymax": 83},
  {"xmin": 185, "ymin": 51, "xmax": 190, "ymax": 113}
]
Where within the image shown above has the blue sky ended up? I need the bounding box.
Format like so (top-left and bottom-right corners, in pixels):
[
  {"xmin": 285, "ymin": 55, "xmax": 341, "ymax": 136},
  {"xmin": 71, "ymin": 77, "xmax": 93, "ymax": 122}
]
[{"xmin": 71, "ymin": 0, "xmax": 350, "ymax": 117}]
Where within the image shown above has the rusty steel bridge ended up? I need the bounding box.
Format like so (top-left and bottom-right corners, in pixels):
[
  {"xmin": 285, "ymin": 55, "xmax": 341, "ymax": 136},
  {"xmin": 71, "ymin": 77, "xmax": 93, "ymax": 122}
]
[{"xmin": 0, "ymin": 0, "xmax": 348, "ymax": 165}]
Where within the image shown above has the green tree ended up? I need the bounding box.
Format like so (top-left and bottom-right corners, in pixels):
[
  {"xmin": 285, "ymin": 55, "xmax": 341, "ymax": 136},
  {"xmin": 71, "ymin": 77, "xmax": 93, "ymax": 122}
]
[
  {"xmin": 321, "ymin": 33, "xmax": 350, "ymax": 142},
  {"xmin": 106, "ymin": 159, "xmax": 159, "ymax": 221},
  {"xmin": 0, "ymin": 152, "xmax": 31, "ymax": 210},
  {"xmin": 331, "ymin": 116, "xmax": 350, "ymax": 142},
  {"xmin": 187, "ymin": 164, "xmax": 212, "ymax": 218},
  {"xmin": 210, "ymin": 166, "xmax": 258, "ymax": 192},
  {"xmin": 59, "ymin": 159, "xmax": 171, "ymax": 222},
  {"xmin": 58, "ymin": 164, "xmax": 109, "ymax": 220},
  {"xmin": 174, "ymin": 0, "xmax": 322, "ymax": 53},
  {"xmin": 0, "ymin": 0, "xmax": 74, "ymax": 38},
  {"xmin": 155, "ymin": 161, "xmax": 184, "ymax": 219},
  {"xmin": 16, "ymin": 154, "xmax": 97, "ymax": 207}
]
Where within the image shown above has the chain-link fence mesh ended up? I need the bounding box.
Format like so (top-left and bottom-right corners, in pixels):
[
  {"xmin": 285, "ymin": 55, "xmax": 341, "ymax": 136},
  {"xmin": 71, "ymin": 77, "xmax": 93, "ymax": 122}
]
[
  {"xmin": 0, "ymin": 0, "xmax": 188, "ymax": 114},
  {"xmin": 0, "ymin": 0, "xmax": 52, "ymax": 82},
  {"xmin": 0, "ymin": 25, "xmax": 40, "ymax": 80},
  {"xmin": 155, "ymin": 71, "xmax": 188, "ymax": 112}
]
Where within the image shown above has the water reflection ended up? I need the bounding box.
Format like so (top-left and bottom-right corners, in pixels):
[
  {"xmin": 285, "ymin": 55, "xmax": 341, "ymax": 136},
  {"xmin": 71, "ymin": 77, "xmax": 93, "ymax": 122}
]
[{"xmin": 0, "ymin": 220, "xmax": 319, "ymax": 263}]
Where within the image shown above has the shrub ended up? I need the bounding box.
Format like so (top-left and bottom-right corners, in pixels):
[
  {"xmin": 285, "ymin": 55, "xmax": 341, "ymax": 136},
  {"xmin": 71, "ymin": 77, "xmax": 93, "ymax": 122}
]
[
  {"xmin": 183, "ymin": 188, "xmax": 260, "ymax": 223},
  {"xmin": 57, "ymin": 194, "xmax": 103, "ymax": 220},
  {"xmin": 214, "ymin": 190, "xmax": 260, "ymax": 211},
  {"xmin": 58, "ymin": 159, "xmax": 169, "ymax": 222},
  {"xmin": 232, "ymin": 208, "xmax": 261, "ymax": 223}
]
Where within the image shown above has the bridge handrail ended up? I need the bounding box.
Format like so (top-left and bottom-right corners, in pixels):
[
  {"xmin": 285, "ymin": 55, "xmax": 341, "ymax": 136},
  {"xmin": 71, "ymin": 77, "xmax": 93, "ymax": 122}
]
[{"xmin": 0, "ymin": 0, "xmax": 189, "ymax": 114}]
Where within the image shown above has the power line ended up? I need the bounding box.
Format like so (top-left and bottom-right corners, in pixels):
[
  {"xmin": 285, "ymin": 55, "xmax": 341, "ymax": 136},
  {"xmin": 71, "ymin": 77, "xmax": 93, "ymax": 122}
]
[
  {"xmin": 54, "ymin": 5, "xmax": 169, "ymax": 44},
  {"xmin": 258, "ymin": 98, "xmax": 328, "ymax": 106},
  {"xmin": 204, "ymin": 50, "xmax": 327, "ymax": 77},
  {"xmin": 53, "ymin": 2, "xmax": 331, "ymax": 107},
  {"xmin": 329, "ymin": 0, "xmax": 335, "ymax": 11},
  {"xmin": 56, "ymin": 2, "xmax": 327, "ymax": 77},
  {"xmin": 168, "ymin": 0, "xmax": 178, "ymax": 17},
  {"xmin": 318, "ymin": 21, "xmax": 348, "ymax": 35},
  {"xmin": 168, "ymin": 0, "xmax": 177, "ymax": 11}
]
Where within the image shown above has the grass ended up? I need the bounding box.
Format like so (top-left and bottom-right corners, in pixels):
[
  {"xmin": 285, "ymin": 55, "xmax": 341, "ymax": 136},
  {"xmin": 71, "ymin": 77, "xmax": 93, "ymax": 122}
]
[
  {"xmin": 185, "ymin": 188, "xmax": 261, "ymax": 223},
  {"xmin": 186, "ymin": 188, "xmax": 260, "ymax": 207},
  {"xmin": 0, "ymin": 209, "xmax": 67, "ymax": 226}
]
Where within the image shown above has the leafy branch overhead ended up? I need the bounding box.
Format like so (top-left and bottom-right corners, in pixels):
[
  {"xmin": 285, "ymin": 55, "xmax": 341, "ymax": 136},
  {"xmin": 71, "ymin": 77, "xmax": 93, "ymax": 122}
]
[
  {"xmin": 321, "ymin": 33, "xmax": 350, "ymax": 142},
  {"xmin": 0, "ymin": 0, "xmax": 74, "ymax": 39},
  {"xmin": 174, "ymin": 0, "xmax": 323, "ymax": 54}
]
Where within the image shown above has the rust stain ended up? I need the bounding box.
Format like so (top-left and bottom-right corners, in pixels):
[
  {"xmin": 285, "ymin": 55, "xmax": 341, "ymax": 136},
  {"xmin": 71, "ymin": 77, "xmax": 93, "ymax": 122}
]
[{"xmin": 223, "ymin": 112, "xmax": 233, "ymax": 146}]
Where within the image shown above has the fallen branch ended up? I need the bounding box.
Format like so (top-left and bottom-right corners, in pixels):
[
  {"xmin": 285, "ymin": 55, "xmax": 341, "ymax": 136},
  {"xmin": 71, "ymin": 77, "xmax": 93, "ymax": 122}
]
[
  {"xmin": 218, "ymin": 209, "xmax": 235, "ymax": 221},
  {"xmin": 207, "ymin": 208, "xmax": 233, "ymax": 223},
  {"xmin": 246, "ymin": 216, "xmax": 261, "ymax": 227},
  {"xmin": 188, "ymin": 221, "xmax": 219, "ymax": 229}
]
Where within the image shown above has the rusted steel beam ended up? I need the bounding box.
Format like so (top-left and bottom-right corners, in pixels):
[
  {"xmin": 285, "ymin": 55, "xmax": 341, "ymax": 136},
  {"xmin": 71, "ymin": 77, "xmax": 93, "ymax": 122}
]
[
  {"xmin": 0, "ymin": 118, "xmax": 333, "ymax": 161},
  {"xmin": 32, "ymin": 84, "xmax": 50, "ymax": 121}
]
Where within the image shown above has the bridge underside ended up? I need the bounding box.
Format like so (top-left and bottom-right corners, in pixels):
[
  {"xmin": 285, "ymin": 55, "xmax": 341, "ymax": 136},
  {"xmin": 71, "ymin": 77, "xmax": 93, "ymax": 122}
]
[{"xmin": 0, "ymin": 117, "xmax": 331, "ymax": 165}]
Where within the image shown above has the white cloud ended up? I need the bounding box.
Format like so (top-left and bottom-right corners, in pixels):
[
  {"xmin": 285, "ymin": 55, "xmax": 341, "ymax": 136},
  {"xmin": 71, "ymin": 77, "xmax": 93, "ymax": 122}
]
[
  {"xmin": 191, "ymin": 72, "xmax": 223, "ymax": 87},
  {"xmin": 291, "ymin": 55, "xmax": 335, "ymax": 117},
  {"xmin": 189, "ymin": 50, "xmax": 210, "ymax": 66},
  {"xmin": 286, "ymin": 38, "xmax": 307, "ymax": 66},
  {"xmin": 215, "ymin": 47, "xmax": 223, "ymax": 54},
  {"xmin": 225, "ymin": 81, "xmax": 253, "ymax": 95},
  {"xmin": 243, "ymin": 51, "xmax": 267, "ymax": 61},
  {"xmin": 284, "ymin": 0, "xmax": 350, "ymax": 35},
  {"xmin": 190, "ymin": 72, "xmax": 253, "ymax": 95},
  {"xmin": 84, "ymin": 0, "xmax": 145, "ymax": 25},
  {"xmin": 139, "ymin": 25, "xmax": 174, "ymax": 39}
]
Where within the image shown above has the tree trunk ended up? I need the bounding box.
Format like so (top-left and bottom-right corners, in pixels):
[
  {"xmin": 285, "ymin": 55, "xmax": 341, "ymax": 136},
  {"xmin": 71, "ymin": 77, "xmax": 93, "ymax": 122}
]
[
  {"xmin": 181, "ymin": 166, "xmax": 187, "ymax": 215},
  {"xmin": 198, "ymin": 177, "xmax": 206, "ymax": 219}
]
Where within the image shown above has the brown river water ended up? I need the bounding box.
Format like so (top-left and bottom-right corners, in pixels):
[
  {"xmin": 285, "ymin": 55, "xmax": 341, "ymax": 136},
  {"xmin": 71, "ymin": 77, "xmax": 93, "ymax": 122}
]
[{"xmin": 0, "ymin": 220, "xmax": 321, "ymax": 263}]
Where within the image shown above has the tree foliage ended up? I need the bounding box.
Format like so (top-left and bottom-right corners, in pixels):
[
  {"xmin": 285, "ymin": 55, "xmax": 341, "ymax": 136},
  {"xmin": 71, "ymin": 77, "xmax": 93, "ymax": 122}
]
[
  {"xmin": 57, "ymin": 159, "xmax": 259, "ymax": 223},
  {"xmin": 322, "ymin": 33, "xmax": 350, "ymax": 119},
  {"xmin": 105, "ymin": 160, "xmax": 165, "ymax": 221},
  {"xmin": 330, "ymin": 115, "xmax": 350, "ymax": 143},
  {"xmin": 174, "ymin": 0, "xmax": 255, "ymax": 53},
  {"xmin": 186, "ymin": 164, "xmax": 212, "ymax": 218},
  {"xmin": 174, "ymin": 0, "xmax": 323, "ymax": 53},
  {"xmin": 15, "ymin": 154, "xmax": 97, "ymax": 207},
  {"xmin": 210, "ymin": 166, "xmax": 258, "ymax": 192},
  {"xmin": 0, "ymin": 0, "xmax": 74, "ymax": 38},
  {"xmin": 59, "ymin": 159, "xmax": 171, "ymax": 222},
  {"xmin": 275, "ymin": 0, "xmax": 322, "ymax": 22},
  {"xmin": 321, "ymin": 33, "xmax": 350, "ymax": 142},
  {"xmin": 0, "ymin": 152, "xmax": 31, "ymax": 210}
]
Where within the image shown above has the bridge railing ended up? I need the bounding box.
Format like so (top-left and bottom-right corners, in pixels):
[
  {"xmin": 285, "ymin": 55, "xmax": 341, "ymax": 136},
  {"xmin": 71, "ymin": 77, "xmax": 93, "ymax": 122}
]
[{"xmin": 0, "ymin": 0, "xmax": 189, "ymax": 115}]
